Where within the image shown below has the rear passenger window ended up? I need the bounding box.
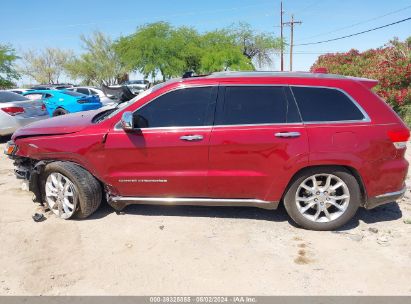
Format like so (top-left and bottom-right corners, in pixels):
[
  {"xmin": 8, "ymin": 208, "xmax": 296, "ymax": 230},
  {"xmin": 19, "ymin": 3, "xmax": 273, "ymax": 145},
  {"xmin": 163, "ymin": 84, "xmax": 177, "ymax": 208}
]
[
  {"xmin": 221, "ymin": 86, "xmax": 299, "ymax": 125},
  {"xmin": 291, "ymin": 87, "xmax": 365, "ymax": 122}
]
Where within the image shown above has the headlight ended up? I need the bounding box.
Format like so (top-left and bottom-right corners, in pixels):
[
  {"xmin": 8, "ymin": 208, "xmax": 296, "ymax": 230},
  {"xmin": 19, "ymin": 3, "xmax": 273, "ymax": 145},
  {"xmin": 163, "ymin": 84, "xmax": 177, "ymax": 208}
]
[{"xmin": 4, "ymin": 140, "xmax": 17, "ymax": 156}]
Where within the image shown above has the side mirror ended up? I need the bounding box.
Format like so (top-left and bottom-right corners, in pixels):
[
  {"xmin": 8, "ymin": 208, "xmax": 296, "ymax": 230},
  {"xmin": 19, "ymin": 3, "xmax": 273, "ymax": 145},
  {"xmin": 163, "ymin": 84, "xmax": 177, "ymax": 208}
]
[{"xmin": 121, "ymin": 111, "xmax": 134, "ymax": 131}]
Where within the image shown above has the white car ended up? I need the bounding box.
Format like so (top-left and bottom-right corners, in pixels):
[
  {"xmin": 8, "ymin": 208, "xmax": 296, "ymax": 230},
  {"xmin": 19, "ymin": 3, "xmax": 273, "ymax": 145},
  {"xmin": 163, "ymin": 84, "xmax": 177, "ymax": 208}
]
[
  {"xmin": 66, "ymin": 87, "xmax": 116, "ymax": 106},
  {"xmin": 6, "ymin": 89, "xmax": 35, "ymax": 95},
  {"xmin": 0, "ymin": 91, "xmax": 48, "ymax": 136},
  {"xmin": 122, "ymin": 80, "xmax": 150, "ymax": 94}
]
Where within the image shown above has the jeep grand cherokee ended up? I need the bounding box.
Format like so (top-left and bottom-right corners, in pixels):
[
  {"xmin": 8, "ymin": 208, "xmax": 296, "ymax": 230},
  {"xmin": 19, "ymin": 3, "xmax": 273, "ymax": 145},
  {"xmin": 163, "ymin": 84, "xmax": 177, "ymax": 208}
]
[{"xmin": 5, "ymin": 71, "xmax": 409, "ymax": 230}]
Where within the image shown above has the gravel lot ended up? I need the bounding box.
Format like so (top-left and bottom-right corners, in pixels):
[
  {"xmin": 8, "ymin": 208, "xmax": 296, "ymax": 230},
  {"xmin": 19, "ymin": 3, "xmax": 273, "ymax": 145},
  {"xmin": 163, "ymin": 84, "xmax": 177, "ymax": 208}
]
[{"xmin": 0, "ymin": 138, "xmax": 411, "ymax": 295}]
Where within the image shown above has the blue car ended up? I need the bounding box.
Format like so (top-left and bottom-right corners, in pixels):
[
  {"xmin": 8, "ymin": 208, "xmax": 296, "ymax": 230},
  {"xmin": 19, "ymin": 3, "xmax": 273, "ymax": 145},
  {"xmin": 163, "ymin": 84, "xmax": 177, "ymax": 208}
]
[{"xmin": 23, "ymin": 90, "xmax": 102, "ymax": 117}]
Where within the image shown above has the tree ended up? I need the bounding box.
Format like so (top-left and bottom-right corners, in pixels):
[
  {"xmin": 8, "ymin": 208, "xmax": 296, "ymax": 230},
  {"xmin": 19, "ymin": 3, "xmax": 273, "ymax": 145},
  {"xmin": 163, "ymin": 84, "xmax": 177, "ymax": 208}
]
[
  {"xmin": 0, "ymin": 44, "xmax": 20, "ymax": 89},
  {"xmin": 311, "ymin": 37, "xmax": 411, "ymax": 125},
  {"xmin": 21, "ymin": 48, "xmax": 72, "ymax": 84},
  {"xmin": 115, "ymin": 22, "xmax": 186, "ymax": 81},
  {"xmin": 199, "ymin": 30, "xmax": 253, "ymax": 73},
  {"xmin": 65, "ymin": 31, "xmax": 128, "ymax": 86},
  {"xmin": 114, "ymin": 22, "xmax": 258, "ymax": 81},
  {"xmin": 230, "ymin": 22, "xmax": 283, "ymax": 68}
]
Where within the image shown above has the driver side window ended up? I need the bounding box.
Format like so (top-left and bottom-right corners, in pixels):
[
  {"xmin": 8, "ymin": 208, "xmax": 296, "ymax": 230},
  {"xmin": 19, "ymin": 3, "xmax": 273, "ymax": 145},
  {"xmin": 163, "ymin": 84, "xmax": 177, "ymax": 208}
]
[{"xmin": 133, "ymin": 87, "xmax": 217, "ymax": 128}]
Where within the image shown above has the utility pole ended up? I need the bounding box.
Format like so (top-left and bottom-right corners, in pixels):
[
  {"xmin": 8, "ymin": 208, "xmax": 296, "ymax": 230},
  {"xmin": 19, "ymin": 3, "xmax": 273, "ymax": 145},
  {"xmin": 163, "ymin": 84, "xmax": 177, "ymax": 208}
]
[
  {"xmin": 284, "ymin": 14, "xmax": 302, "ymax": 71},
  {"xmin": 280, "ymin": 1, "xmax": 284, "ymax": 71}
]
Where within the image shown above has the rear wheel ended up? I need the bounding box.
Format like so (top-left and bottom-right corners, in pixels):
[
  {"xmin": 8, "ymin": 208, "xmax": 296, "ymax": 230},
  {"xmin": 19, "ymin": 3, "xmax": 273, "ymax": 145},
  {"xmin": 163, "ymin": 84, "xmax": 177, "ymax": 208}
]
[
  {"xmin": 283, "ymin": 167, "xmax": 361, "ymax": 230},
  {"xmin": 41, "ymin": 162, "xmax": 102, "ymax": 219},
  {"xmin": 52, "ymin": 108, "xmax": 69, "ymax": 116}
]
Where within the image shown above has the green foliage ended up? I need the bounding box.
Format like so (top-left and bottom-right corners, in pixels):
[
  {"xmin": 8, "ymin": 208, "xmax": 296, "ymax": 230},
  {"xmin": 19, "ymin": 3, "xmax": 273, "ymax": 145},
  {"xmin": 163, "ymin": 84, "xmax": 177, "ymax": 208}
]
[
  {"xmin": 0, "ymin": 44, "xmax": 19, "ymax": 89},
  {"xmin": 114, "ymin": 22, "xmax": 280, "ymax": 80},
  {"xmin": 311, "ymin": 37, "xmax": 411, "ymax": 125},
  {"xmin": 65, "ymin": 31, "xmax": 128, "ymax": 86},
  {"xmin": 230, "ymin": 22, "xmax": 283, "ymax": 68},
  {"xmin": 21, "ymin": 48, "xmax": 72, "ymax": 84}
]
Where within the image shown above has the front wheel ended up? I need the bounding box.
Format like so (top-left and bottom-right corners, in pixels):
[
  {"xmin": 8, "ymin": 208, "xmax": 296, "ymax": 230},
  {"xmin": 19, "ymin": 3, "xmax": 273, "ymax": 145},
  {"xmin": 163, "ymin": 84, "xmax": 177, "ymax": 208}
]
[
  {"xmin": 283, "ymin": 167, "xmax": 361, "ymax": 230},
  {"xmin": 41, "ymin": 161, "xmax": 102, "ymax": 219}
]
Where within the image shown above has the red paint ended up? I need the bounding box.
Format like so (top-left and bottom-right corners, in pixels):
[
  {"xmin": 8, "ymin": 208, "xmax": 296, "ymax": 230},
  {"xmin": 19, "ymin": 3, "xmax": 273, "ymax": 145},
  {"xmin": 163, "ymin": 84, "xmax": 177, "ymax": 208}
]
[{"xmin": 12, "ymin": 74, "xmax": 409, "ymax": 203}]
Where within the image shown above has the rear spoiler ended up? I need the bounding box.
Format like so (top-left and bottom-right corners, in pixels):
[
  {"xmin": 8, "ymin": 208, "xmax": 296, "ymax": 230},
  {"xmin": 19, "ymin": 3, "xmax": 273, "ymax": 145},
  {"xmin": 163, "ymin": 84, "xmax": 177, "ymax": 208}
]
[{"xmin": 348, "ymin": 76, "xmax": 379, "ymax": 89}]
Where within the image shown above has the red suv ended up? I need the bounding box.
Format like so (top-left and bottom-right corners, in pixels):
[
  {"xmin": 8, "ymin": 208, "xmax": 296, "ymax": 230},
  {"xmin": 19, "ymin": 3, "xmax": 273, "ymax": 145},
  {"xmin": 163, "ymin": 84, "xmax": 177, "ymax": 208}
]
[{"xmin": 5, "ymin": 72, "xmax": 409, "ymax": 230}]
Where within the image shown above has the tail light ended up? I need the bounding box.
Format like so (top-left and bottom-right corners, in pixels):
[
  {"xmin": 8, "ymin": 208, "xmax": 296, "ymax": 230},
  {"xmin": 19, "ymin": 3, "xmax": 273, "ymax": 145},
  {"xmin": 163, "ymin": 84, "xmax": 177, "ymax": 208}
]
[
  {"xmin": 1, "ymin": 107, "xmax": 25, "ymax": 116},
  {"xmin": 388, "ymin": 129, "xmax": 410, "ymax": 149},
  {"xmin": 41, "ymin": 104, "xmax": 46, "ymax": 111}
]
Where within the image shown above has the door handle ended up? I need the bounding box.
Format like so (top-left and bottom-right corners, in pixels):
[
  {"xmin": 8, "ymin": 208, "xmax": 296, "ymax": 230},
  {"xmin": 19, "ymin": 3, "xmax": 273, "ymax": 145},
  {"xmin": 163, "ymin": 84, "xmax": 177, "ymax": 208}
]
[
  {"xmin": 180, "ymin": 135, "xmax": 204, "ymax": 141},
  {"xmin": 275, "ymin": 132, "xmax": 301, "ymax": 138}
]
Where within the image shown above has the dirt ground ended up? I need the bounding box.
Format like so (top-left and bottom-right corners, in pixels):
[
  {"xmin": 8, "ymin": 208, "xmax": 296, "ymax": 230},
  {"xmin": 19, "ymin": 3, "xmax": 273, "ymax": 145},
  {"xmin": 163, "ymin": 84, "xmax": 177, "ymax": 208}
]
[{"xmin": 0, "ymin": 137, "xmax": 410, "ymax": 296}]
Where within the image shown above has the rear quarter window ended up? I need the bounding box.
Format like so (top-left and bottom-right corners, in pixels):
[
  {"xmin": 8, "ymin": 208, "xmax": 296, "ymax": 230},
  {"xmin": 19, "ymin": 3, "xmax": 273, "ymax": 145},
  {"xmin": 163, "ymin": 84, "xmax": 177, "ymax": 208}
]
[{"xmin": 291, "ymin": 87, "xmax": 366, "ymax": 122}]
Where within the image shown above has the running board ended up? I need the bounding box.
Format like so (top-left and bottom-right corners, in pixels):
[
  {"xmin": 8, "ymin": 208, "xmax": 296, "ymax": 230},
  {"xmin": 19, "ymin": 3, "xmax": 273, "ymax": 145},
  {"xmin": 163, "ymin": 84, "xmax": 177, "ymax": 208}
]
[{"xmin": 107, "ymin": 196, "xmax": 279, "ymax": 211}]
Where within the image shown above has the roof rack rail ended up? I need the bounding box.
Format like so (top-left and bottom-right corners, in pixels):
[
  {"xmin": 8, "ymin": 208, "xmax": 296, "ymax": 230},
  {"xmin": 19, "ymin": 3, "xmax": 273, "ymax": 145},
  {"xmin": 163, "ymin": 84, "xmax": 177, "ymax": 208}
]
[{"xmin": 182, "ymin": 71, "xmax": 210, "ymax": 79}]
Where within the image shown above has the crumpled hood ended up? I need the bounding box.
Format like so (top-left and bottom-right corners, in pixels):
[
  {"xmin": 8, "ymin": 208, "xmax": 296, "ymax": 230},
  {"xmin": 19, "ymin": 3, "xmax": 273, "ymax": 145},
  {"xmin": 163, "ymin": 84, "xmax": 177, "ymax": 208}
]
[{"xmin": 12, "ymin": 109, "xmax": 101, "ymax": 139}]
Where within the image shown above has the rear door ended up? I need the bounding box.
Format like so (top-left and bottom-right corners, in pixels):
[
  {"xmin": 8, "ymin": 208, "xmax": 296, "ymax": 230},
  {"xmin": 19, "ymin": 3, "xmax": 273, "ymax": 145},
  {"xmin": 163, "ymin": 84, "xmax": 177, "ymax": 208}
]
[
  {"xmin": 208, "ymin": 85, "xmax": 309, "ymax": 202},
  {"xmin": 104, "ymin": 86, "xmax": 218, "ymax": 197}
]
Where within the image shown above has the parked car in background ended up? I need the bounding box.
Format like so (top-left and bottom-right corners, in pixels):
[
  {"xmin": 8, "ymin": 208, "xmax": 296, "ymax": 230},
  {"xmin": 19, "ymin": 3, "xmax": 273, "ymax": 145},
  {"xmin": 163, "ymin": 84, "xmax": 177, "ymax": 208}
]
[
  {"xmin": 30, "ymin": 84, "xmax": 74, "ymax": 90},
  {"xmin": 0, "ymin": 91, "xmax": 47, "ymax": 136},
  {"xmin": 66, "ymin": 87, "xmax": 116, "ymax": 106},
  {"xmin": 122, "ymin": 80, "xmax": 150, "ymax": 94},
  {"xmin": 6, "ymin": 89, "xmax": 35, "ymax": 95},
  {"xmin": 6, "ymin": 71, "xmax": 410, "ymax": 230},
  {"xmin": 23, "ymin": 90, "xmax": 102, "ymax": 117}
]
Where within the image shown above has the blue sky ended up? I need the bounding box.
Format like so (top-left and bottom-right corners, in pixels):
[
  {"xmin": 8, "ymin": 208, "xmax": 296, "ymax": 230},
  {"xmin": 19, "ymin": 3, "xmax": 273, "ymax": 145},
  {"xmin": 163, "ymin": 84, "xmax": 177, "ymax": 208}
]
[{"xmin": 1, "ymin": 0, "xmax": 411, "ymax": 79}]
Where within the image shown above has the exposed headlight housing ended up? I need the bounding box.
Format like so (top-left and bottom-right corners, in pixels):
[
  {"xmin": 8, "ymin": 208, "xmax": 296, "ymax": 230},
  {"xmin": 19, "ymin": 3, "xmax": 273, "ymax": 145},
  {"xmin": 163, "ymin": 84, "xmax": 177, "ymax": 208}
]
[{"xmin": 4, "ymin": 140, "xmax": 18, "ymax": 156}]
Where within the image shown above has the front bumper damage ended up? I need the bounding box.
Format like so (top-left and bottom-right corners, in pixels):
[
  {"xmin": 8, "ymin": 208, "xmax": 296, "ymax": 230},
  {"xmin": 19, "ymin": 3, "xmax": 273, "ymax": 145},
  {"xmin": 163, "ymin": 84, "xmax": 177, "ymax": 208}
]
[{"xmin": 12, "ymin": 157, "xmax": 47, "ymax": 204}]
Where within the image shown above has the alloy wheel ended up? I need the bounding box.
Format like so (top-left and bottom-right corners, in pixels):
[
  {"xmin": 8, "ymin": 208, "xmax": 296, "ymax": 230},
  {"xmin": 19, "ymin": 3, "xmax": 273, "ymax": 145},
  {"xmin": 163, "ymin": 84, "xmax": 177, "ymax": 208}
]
[
  {"xmin": 295, "ymin": 174, "xmax": 350, "ymax": 223},
  {"xmin": 45, "ymin": 172, "xmax": 76, "ymax": 219}
]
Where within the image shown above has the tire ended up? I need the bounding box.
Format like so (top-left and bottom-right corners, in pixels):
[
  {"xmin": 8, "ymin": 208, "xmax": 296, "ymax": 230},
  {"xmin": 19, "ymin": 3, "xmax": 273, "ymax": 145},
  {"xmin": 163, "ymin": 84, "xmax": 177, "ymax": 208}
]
[
  {"xmin": 52, "ymin": 108, "xmax": 69, "ymax": 116},
  {"xmin": 41, "ymin": 161, "xmax": 102, "ymax": 219},
  {"xmin": 283, "ymin": 167, "xmax": 361, "ymax": 231}
]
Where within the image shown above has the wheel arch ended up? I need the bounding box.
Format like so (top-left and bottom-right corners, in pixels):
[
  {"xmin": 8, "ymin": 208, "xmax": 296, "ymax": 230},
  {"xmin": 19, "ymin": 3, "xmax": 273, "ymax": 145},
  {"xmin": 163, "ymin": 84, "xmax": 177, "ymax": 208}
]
[
  {"xmin": 281, "ymin": 165, "xmax": 367, "ymax": 206},
  {"xmin": 29, "ymin": 159, "xmax": 106, "ymax": 203}
]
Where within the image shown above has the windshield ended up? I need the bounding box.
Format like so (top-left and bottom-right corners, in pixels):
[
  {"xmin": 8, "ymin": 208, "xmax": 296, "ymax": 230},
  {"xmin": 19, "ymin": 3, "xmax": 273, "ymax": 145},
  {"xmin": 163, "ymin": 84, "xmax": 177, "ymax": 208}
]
[
  {"xmin": 93, "ymin": 81, "xmax": 170, "ymax": 123},
  {"xmin": 0, "ymin": 91, "xmax": 30, "ymax": 102}
]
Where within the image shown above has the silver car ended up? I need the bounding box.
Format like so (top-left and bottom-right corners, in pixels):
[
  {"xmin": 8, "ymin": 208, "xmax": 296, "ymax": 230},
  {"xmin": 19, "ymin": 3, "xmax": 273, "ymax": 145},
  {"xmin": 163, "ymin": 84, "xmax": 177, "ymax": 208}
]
[
  {"xmin": 0, "ymin": 91, "xmax": 48, "ymax": 136},
  {"xmin": 66, "ymin": 87, "xmax": 117, "ymax": 106}
]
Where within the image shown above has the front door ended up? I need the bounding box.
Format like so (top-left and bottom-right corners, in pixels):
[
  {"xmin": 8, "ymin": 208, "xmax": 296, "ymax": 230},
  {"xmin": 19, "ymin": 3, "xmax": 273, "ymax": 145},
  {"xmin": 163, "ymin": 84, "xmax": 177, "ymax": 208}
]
[
  {"xmin": 208, "ymin": 85, "xmax": 309, "ymax": 201},
  {"xmin": 104, "ymin": 86, "xmax": 217, "ymax": 197}
]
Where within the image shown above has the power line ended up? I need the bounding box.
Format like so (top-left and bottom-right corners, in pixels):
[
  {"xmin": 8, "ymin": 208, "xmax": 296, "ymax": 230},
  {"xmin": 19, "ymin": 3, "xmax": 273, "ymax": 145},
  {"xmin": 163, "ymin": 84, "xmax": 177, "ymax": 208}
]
[
  {"xmin": 298, "ymin": 4, "xmax": 411, "ymax": 42},
  {"xmin": 0, "ymin": 1, "xmax": 275, "ymax": 34},
  {"xmin": 295, "ymin": 17, "xmax": 411, "ymax": 46}
]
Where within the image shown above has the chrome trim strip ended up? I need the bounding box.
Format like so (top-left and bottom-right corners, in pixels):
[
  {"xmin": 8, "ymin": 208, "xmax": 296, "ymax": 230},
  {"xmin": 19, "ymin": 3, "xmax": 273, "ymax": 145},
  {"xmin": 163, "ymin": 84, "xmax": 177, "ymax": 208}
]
[
  {"xmin": 375, "ymin": 187, "xmax": 406, "ymax": 199},
  {"xmin": 110, "ymin": 196, "xmax": 278, "ymax": 210}
]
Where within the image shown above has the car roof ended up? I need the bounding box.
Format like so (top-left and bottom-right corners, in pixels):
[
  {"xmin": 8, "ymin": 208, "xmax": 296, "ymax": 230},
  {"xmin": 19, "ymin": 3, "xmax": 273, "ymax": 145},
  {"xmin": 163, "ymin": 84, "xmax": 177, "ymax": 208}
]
[
  {"xmin": 176, "ymin": 71, "xmax": 378, "ymax": 89},
  {"xmin": 24, "ymin": 89, "xmax": 60, "ymax": 94}
]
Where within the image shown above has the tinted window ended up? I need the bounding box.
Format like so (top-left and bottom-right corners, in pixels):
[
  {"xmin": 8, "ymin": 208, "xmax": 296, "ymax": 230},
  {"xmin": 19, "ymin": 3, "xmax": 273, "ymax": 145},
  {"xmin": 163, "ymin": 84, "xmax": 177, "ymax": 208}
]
[
  {"xmin": 77, "ymin": 88, "xmax": 90, "ymax": 95},
  {"xmin": 134, "ymin": 87, "xmax": 216, "ymax": 128},
  {"xmin": 0, "ymin": 92, "xmax": 29, "ymax": 102},
  {"xmin": 89, "ymin": 89, "xmax": 100, "ymax": 96},
  {"xmin": 63, "ymin": 91, "xmax": 85, "ymax": 97},
  {"xmin": 220, "ymin": 86, "xmax": 296, "ymax": 125},
  {"xmin": 292, "ymin": 87, "xmax": 365, "ymax": 122}
]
